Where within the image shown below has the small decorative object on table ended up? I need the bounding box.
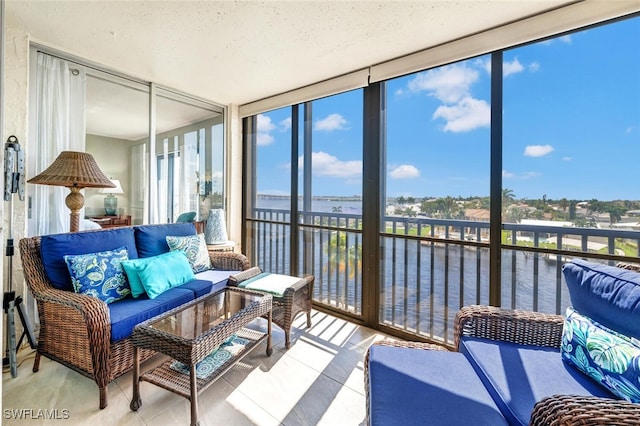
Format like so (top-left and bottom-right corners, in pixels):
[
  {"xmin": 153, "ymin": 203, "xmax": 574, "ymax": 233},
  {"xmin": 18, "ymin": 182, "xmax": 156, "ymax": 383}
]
[
  {"xmin": 229, "ymin": 266, "xmax": 314, "ymax": 348},
  {"xmin": 205, "ymin": 208, "xmax": 228, "ymax": 245}
]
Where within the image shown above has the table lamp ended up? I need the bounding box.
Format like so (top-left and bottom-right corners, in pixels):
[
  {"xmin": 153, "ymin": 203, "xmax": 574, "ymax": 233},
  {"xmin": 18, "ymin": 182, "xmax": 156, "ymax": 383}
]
[
  {"xmin": 99, "ymin": 179, "xmax": 124, "ymax": 215},
  {"xmin": 27, "ymin": 151, "xmax": 115, "ymax": 232}
]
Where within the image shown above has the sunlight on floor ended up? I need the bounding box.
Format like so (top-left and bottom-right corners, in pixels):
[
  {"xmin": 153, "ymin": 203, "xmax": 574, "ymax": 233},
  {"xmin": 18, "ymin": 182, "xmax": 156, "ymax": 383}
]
[{"xmin": 2, "ymin": 310, "xmax": 392, "ymax": 426}]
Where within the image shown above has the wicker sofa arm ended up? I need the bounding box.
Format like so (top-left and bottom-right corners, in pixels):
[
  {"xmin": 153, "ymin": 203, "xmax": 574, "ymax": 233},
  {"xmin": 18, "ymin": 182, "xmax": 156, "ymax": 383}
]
[
  {"xmin": 454, "ymin": 305, "xmax": 564, "ymax": 351},
  {"xmin": 530, "ymin": 394, "xmax": 640, "ymax": 425},
  {"xmin": 209, "ymin": 251, "xmax": 250, "ymax": 271}
]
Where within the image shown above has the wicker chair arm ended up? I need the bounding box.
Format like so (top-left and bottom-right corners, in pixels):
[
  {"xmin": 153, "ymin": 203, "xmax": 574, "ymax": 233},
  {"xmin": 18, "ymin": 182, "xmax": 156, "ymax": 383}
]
[
  {"xmin": 530, "ymin": 394, "xmax": 640, "ymax": 425},
  {"xmin": 283, "ymin": 274, "xmax": 315, "ymax": 294},
  {"xmin": 454, "ymin": 305, "xmax": 564, "ymax": 351},
  {"xmin": 209, "ymin": 252, "xmax": 250, "ymax": 271}
]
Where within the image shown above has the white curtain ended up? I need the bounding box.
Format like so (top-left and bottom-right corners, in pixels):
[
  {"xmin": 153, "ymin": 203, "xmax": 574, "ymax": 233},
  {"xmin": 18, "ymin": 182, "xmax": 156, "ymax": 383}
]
[
  {"xmin": 33, "ymin": 53, "xmax": 86, "ymax": 235},
  {"xmin": 180, "ymin": 131, "xmax": 198, "ymax": 219}
]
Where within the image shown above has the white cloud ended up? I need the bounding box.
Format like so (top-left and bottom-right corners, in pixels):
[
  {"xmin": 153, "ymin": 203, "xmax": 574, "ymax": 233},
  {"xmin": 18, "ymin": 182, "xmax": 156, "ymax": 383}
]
[
  {"xmin": 563, "ymin": 156, "xmax": 572, "ymax": 161},
  {"xmin": 257, "ymin": 114, "xmax": 276, "ymax": 146},
  {"xmin": 314, "ymin": 113, "xmax": 349, "ymax": 131},
  {"xmin": 433, "ymin": 97, "xmax": 490, "ymax": 132},
  {"xmin": 298, "ymin": 151, "xmax": 361, "ymax": 178},
  {"xmin": 529, "ymin": 62, "xmax": 540, "ymax": 73},
  {"xmin": 524, "ymin": 144, "xmax": 554, "ymax": 157},
  {"xmin": 389, "ymin": 164, "xmax": 420, "ymax": 179},
  {"xmin": 503, "ymin": 58, "xmax": 524, "ymax": 77},
  {"xmin": 257, "ymin": 132, "xmax": 274, "ymax": 146},
  {"xmin": 279, "ymin": 117, "xmax": 292, "ymax": 132},
  {"xmin": 503, "ymin": 170, "xmax": 540, "ymax": 180},
  {"xmin": 257, "ymin": 114, "xmax": 275, "ymax": 132},
  {"xmin": 559, "ymin": 35, "xmax": 572, "ymax": 44},
  {"xmin": 408, "ymin": 64, "xmax": 479, "ymax": 104}
]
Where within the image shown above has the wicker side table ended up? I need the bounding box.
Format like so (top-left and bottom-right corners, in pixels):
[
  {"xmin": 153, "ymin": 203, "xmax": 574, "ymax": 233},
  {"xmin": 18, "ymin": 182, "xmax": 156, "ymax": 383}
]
[
  {"xmin": 130, "ymin": 287, "xmax": 272, "ymax": 426},
  {"xmin": 230, "ymin": 268, "xmax": 314, "ymax": 348}
]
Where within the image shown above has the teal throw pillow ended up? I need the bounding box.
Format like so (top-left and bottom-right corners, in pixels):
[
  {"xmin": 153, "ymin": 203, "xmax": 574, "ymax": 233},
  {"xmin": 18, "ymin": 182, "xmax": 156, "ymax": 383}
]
[
  {"xmin": 121, "ymin": 256, "xmax": 158, "ymax": 298},
  {"xmin": 562, "ymin": 307, "xmax": 640, "ymax": 403},
  {"xmin": 137, "ymin": 251, "xmax": 195, "ymax": 299},
  {"xmin": 166, "ymin": 233, "xmax": 212, "ymax": 273},
  {"xmin": 64, "ymin": 246, "xmax": 130, "ymax": 304}
]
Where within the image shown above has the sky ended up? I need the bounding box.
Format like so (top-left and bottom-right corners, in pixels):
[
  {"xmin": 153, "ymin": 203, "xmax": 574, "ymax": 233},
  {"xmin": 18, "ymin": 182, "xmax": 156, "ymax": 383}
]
[{"xmin": 255, "ymin": 16, "xmax": 639, "ymax": 202}]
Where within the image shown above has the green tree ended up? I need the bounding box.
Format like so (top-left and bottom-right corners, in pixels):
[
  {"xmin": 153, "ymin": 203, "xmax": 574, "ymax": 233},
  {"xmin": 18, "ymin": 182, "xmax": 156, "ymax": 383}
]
[
  {"xmin": 559, "ymin": 198, "xmax": 569, "ymax": 212},
  {"xmin": 607, "ymin": 206, "xmax": 625, "ymax": 226},
  {"xmin": 324, "ymin": 233, "xmax": 361, "ymax": 280},
  {"xmin": 569, "ymin": 200, "xmax": 577, "ymax": 220},
  {"xmin": 502, "ymin": 188, "xmax": 516, "ymax": 209}
]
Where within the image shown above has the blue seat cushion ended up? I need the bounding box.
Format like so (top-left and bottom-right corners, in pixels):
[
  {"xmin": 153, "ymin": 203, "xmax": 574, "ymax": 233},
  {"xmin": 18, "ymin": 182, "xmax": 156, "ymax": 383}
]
[
  {"xmin": 460, "ymin": 336, "xmax": 616, "ymax": 426},
  {"xmin": 134, "ymin": 223, "xmax": 196, "ymax": 258},
  {"xmin": 563, "ymin": 259, "xmax": 640, "ymax": 340},
  {"xmin": 41, "ymin": 227, "xmax": 138, "ymax": 291},
  {"xmin": 367, "ymin": 345, "xmax": 508, "ymax": 426},
  {"xmin": 109, "ymin": 287, "xmax": 194, "ymax": 341},
  {"xmin": 179, "ymin": 279, "xmax": 214, "ymax": 299},
  {"xmin": 194, "ymin": 269, "xmax": 239, "ymax": 289}
]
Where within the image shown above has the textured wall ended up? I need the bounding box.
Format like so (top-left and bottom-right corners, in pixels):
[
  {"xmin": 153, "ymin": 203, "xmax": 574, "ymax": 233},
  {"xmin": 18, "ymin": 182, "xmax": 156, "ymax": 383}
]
[
  {"xmin": 2, "ymin": 21, "xmax": 32, "ymax": 345},
  {"xmin": 3, "ymin": 22, "xmax": 29, "ymax": 296}
]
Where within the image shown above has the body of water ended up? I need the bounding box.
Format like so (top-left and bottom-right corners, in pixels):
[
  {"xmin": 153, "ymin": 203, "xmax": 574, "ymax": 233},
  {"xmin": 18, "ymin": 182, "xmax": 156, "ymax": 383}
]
[{"xmin": 253, "ymin": 198, "xmax": 572, "ymax": 343}]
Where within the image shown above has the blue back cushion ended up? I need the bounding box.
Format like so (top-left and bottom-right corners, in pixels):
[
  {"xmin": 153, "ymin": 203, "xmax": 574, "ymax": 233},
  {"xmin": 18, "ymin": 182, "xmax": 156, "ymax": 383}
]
[
  {"xmin": 41, "ymin": 227, "xmax": 138, "ymax": 291},
  {"xmin": 134, "ymin": 223, "xmax": 196, "ymax": 258},
  {"xmin": 563, "ymin": 259, "xmax": 640, "ymax": 339}
]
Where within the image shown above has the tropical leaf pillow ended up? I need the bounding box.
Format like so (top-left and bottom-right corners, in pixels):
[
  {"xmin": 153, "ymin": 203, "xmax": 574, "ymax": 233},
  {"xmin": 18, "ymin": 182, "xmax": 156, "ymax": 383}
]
[
  {"xmin": 562, "ymin": 307, "xmax": 640, "ymax": 403},
  {"xmin": 64, "ymin": 246, "xmax": 130, "ymax": 304}
]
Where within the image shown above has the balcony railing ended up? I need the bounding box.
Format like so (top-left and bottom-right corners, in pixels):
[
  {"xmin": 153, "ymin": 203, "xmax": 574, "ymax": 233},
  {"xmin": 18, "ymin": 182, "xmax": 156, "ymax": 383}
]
[{"xmin": 247, "ymin": 208, "xmax": 640, "ymax": 345}]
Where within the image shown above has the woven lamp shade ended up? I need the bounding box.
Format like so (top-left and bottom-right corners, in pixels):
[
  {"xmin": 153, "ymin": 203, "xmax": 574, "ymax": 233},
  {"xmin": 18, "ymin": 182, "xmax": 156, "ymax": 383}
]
[
  {"xmin": 28, "ymin": 151, "xmax": 115, "ymax": 232},
  {"xmin": 27, "ymin": 151, "xmax": 115, "ymax": 188}
]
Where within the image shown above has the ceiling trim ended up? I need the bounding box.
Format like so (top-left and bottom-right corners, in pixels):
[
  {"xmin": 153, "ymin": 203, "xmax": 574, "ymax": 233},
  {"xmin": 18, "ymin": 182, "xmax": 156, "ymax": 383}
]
[
  {"xmin": 370, "ymin": 0, "xmax": 640, "ymax": 83},
  {"xmin": 239, "ymin": 1, "xmax": 640, "ymax": 117},
  {"xmin": 239, "ymin": 68, "xmax": 370, "ymax": 118}
]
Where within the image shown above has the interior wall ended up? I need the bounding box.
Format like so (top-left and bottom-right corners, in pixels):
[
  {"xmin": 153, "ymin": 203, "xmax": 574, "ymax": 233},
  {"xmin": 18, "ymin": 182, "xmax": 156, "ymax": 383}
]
[
  {"xmin": 85, "ymin": 134, "xmax": 132, "ymax": 217},
  {"xmin": 2, "ymin": 18, "xmax": 32, "ymax": 329}
]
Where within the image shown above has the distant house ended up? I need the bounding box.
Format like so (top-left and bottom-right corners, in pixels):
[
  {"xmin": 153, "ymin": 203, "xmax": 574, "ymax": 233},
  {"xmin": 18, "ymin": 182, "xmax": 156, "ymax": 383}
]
[{"xmin": 465, "ymin": 209, "xmax": 490, "ymax": 222}]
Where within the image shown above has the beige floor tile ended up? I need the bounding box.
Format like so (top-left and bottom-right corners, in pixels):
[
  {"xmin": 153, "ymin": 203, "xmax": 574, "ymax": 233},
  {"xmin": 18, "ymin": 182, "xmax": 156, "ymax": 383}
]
[{"xmin": 2, "ymin": 310, "xmax": 372, "ymax": 426}]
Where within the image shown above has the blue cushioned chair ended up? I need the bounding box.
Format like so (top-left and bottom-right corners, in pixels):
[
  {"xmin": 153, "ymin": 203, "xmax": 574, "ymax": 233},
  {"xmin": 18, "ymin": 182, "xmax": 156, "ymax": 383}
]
[{"xmin": 176, "ymin": 211, "xmax": 197, "ymax": 223}]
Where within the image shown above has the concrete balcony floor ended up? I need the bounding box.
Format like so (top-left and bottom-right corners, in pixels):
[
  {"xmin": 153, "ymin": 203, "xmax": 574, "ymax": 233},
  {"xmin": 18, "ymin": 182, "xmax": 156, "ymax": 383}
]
[{"xmin": 2, "ymin": 310, "xmax": 392, "ymax": 426}]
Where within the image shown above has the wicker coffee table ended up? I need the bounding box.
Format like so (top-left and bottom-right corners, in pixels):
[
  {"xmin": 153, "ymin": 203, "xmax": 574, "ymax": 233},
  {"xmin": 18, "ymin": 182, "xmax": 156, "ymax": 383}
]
[{"xmin": 130, "ymin": 287, "xmax": 273, "ymax": 426}]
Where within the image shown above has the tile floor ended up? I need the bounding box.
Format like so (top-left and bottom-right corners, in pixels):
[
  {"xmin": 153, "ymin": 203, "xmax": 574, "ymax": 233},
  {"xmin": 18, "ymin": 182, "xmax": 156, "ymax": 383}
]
[{"xmin": 2, "ymin": 310, "xmax": 392, "ymax": 426}]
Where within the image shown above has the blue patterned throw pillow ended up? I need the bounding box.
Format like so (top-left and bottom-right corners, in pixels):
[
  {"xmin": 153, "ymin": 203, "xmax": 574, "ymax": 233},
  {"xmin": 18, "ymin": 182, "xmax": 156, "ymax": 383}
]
[
  {"xmin": 166, "ymin": 233, "xmax": 211, "ymax": 273},
  {"xmin": 64, "ymin": 246, "xmax": 130, "ymax": 304},
  {"xmin": 562, "ymin": 307, "xmax": 640, "ymax": 403}
]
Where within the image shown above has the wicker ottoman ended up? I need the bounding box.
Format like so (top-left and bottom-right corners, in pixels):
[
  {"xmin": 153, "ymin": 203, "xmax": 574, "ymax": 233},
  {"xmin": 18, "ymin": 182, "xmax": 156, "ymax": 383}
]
[{"xmin": 229, "ymin": 267, "xmax": 314, "ymax": 348}]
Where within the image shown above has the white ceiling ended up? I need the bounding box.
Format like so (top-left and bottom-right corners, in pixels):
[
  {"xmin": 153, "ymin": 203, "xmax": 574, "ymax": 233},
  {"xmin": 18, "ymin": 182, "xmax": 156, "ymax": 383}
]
[{"xmin": 8, "ymin": 0, "xmax": 585, "ymax": 107}]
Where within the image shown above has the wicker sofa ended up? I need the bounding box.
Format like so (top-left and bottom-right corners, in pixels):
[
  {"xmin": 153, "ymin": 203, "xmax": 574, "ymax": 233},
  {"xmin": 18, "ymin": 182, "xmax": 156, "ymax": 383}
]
[
  {"xmin": 19, "ymin": 223, "xmax": 250, "ymax": 409},
  {"xmin": 365, "ymin": 260, "xmax": 640, "ymax": 425}
]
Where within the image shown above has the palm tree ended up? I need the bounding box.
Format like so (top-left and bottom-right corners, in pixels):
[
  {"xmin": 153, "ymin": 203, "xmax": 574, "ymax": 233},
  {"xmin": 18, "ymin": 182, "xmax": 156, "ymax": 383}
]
[
  {"xmin": 324, "ymin": 233, "xmax": 362, "ymax": 280},
  {"xmin": 559, "ymin": 198, "xmax": 569, "ymax": 212},
  {"xmin": 502, "ymin": 188, "xmax": 516, "ymax": 206}
]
